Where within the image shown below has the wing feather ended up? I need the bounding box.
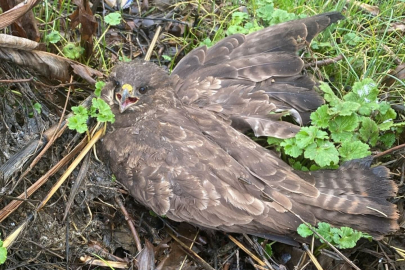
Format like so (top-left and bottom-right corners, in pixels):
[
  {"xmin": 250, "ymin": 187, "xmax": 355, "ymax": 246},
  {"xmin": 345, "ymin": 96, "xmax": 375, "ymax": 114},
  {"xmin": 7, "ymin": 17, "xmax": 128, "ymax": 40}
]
[{"xmin": 171, "ymin": 12, "xmax": 345, "ymax": 138}]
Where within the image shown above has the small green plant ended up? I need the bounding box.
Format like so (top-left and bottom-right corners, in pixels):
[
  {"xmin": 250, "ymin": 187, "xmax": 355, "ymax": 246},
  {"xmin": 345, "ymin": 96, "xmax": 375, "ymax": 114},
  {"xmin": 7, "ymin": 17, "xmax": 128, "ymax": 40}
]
[
  {"xmin": 33, "ymin": 102, "xmax": 42, "ymax": 114},
  {"xmin": 0, "ymin": 235, "xmax": 7, "ymax": 265},
  {"xmin": 45, "ymin": 31, "xmax": 61, "ymax": 44},
  {"xmin": 297, "ymin": 222, "xmax": 371, "ymax": 249},
  {"xmin": 104, "ymin": 12, "xmax": 122, "ymax": 26},
  {"xmin": 270, "ymin": 78, "xmax": 403, "ymax": 169},
  {"xmin": 226, "ymin": 0, "xmax": 302, "ymax": 36},
  {"xmin": 67, "ymin": 81, "xmax": 115, "ymax": 134},
  {"xmin": 63, "ymin": 43, "xmax": 85, "ymax": 59},
  {"xmin": 29, "ymin": 102, "xmax": 42, "ymax": 118}
]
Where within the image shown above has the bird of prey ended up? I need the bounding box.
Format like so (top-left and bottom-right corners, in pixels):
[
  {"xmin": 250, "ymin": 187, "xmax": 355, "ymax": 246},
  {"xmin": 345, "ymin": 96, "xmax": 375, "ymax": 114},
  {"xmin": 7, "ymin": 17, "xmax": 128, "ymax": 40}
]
[{"xmin": 98, "ymin": 12, "xmax": 399, "ymax": 243}]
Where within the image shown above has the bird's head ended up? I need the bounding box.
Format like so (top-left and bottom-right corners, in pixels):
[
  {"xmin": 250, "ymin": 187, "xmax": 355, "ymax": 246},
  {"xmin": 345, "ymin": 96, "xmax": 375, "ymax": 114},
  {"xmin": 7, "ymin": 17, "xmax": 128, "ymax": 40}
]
[{"xmin": 102, "ymin": 60, "xmax": 171, "ymax": 113}]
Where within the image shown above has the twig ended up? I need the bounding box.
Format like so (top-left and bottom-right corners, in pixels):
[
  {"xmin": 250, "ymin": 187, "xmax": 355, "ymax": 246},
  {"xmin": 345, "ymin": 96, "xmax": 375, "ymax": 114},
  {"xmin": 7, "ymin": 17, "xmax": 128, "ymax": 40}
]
[
  {"xmin": 302, "ymin": 243, "xmax": 323, "ymax": 270},
  {"xmin": 304, "ymin": 54, "xmax": 344, "ymax": 68},
  {"xmin": 36, "ymin": 128, "xmax": 104, "ymax": 211},
  {"xmin": 115, "ymin": 196, "xmax": 142, "ymax": 253},
  {"xmin": 166, "ymin": 228, "xmax": 215, "ymax": 270},
  {"xmin": 0, "ymin": 137, "xmax": 87, "ymax": 222},
  {"xmin": 179, "ymin": 229, "xmax": 199, "ymax": 270},
  {"xmin": 242, "ymin": 234, "xmax": 275, "ymax": 269},
  {"xmin": 80, "ymin": 255, "xmax": 128, "ymax": 269},
  {"xmin": 373, "ymin": 142, "xmax": 405, "ymax": 158},
  {"xmin": 144, "ymin": 26, "xmax": 162, "ymax": 61},
  {"xmin": 15, "ymin": 76, "xmax": 73, "ymax": 185},
  {"xmin": 62, "ymin": 153, "xmax": 91, "ymax": 221},
  {"xmin": 3, "ymin": 213, "xmax": 34, "ymax": 248},
  {"xmin": 0, "ymin": 78, "xmax": 34, "ymax": 83},
  {"xmin": 227, "ymin": 234, "xmax": 266, "ymax": 267}
]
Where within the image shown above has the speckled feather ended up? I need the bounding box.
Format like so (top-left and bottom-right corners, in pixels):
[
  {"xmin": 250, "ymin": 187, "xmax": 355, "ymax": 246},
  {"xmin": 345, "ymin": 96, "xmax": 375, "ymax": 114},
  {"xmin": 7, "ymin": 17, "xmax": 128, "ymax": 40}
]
[{"xmin": 98, "ymin": 12, "xmax": 398, "ymax": 243}]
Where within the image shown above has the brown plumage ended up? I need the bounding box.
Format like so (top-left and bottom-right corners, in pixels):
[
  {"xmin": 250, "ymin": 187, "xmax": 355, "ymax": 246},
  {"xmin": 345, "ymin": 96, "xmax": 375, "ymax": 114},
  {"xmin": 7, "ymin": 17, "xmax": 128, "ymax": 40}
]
[{"xmin": 98, "ymin": 12, "xmax": 399, "ymax": 244}]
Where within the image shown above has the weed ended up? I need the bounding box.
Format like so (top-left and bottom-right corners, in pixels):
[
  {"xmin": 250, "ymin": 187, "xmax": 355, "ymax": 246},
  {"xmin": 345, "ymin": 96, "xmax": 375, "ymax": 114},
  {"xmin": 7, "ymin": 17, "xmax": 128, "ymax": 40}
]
[
  {"xmin": 269, "ymin": 79, "xmax": 404, "ymax": 169},
  {"xmin": 67, "ymin": 82, "xmax": 115, "ymax": 134},
  {"xmin": 297, "ymin": 222, "xmax": 371, "ymax": 249}
]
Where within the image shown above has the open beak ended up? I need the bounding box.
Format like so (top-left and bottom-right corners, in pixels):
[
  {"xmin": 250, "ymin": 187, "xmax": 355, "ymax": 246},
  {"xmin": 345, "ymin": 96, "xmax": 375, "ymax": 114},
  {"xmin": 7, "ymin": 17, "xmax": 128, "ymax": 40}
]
[{"xmin": 115, "ymin": 84, "xmax": 139, "ymax": 113}]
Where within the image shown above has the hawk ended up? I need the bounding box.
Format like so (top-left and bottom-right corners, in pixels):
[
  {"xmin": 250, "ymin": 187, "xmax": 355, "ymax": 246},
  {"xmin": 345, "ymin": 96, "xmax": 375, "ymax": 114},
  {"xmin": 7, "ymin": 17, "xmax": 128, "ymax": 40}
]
[{"xmin": 98, "ymin": 12, "xmax": 399, "ymax": 244}]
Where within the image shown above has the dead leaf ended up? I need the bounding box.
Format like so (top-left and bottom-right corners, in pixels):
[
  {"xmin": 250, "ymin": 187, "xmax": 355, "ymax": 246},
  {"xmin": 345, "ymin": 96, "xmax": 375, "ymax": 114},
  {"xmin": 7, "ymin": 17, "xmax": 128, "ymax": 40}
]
[
  {"xmin": 137, "ymin": 240, "xmax": 155, "ymax": 270},
  {"xmin": 0, "ymin": 0, "xmax": 41, "ymax": 30},
  {"xmin": 71, "ymin": 64, "xmax": 102, "ymax": 84},
  {"xmin": 70, "ymin": 0, "xmax": 98, "ymax": 58},
  {"xmin": 346, "ymin": 0, "xmax": 379, "ymax": 16},
  {"xmin": 0, "ymin": 0, "xmax": 40, "ymax": 41},
  {"xmin": 381, "ymin": 63, "xmax": 405, "ymax": 88},
  {"xmin": 0, "ymin": 34, "xmax": 103, "ymax": 83}
]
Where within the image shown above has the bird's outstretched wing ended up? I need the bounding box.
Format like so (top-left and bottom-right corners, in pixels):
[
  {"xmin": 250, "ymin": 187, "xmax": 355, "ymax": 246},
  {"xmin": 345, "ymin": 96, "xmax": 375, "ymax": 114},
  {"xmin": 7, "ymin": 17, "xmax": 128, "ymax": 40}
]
[
  {"xmin": 98, "ymin": 104, "xmax": 398, "ymax": 241},
  {"xmin": 171, "ymin": 12, "xmax": 344, "ymax": 138}
]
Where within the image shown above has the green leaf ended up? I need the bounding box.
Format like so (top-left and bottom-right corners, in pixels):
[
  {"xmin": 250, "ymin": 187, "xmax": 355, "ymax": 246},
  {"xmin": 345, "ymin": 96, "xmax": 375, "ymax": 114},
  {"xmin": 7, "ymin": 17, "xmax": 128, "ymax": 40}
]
[
  {"xmin": 337, "ymin": 227, "xmax": 362, "ymax": 249},
  {"xmin": 45, "ymin": 31, "xmax": 61, "ymax": 44},
  {"xmin": 304, "ymin": 140, "xmax": 339, "ymax": 167},
  {"xmin": 280, "ymin": 138, "xmax": 302, "ymax": 158},
  {"xmin": 297, "ymin": 224, "xmax": 313, "ymax": 237},
  {"xmin": 330, "ymin": 227, "xmax": 341, "ymax": 244},
  {"xmin": 352, "ymin": 78, "xmax": 378, "ymax": 103},
  {"xmin": 91, "ymin": 98, "xmax": 115, "ymax": 123},
  {"xmin": 358, "ymin": 102, "xmax": 380, "ymax": 116},
  {"xmin": 33, "ymin": 102, "xmax": 42, "ymax": 114},
  {"xmin": 257, "ymin": 1, "xmax": 274, "ymax": 22},
  {"xmin": 376, "ymin": 108, "xmax": 397, "ymax": 124},
  {"xmin": 162, "ymin": 55, "xmax": 172, "ymax": 61},
  {"xmin": 149, "ymin": 210, "xmax": 166, "ymax": 218},
  {"xmin": 316, "ymin": 222, "xmax": 336, "ymax": 243},
  {"xmin": 310, "ymin": 41, "xmax": 333, "ymax": 50},
  {"xmin": 200, "ymin": 38, "xmax": 214, "ymax": 48},
  {"xmin": 330, "ymin": 131, "xmax": 352, "ymax": 143},
  {"xmin": 328, "ymin": 114, "xmax": 359, "ymax": 142},
  {"xmin": 378, "ymin": 120, "xmax": 394, "ymax": 131},
  {"xmin": 0, "ymin": 246, "xmax": 6, "ymax": 264},
  {"xmin": 343, "ymin": 79, "xmax": 380, "ymax": 116},
  {"xmin": 378, "ymin": 101, "xmax": 391, "ymax": 114},
  {"xmin": 343, "ymin": 32, "xmax": 362, "ymax": 46},
  {"xmin": 67, "ymin": 114, "xmax": 88, "ymax": 133},
  {"xmin": 71, "ymin": 105, "xmax": 88, "ymax": 116},
  {"xmin": 63, "ymin": 43, "xmax": 84, "ymax": 59},
  {"xmin": 339, "ymin": 141, "xmax": 370, "ymax": 161},
  {"xmin": 95, "ymin": 81, "xmax": 106, "ymax": 97},
  {"xmin": 380, "ymin": 133, "xmax": 396, "ymax": 148},
  {"xmin": 244, "ymin": 21, "xmax": 263, "ymax": 33},
  {"xmin": 104, "ymin": 12, "xmax": 122, "ymax": 26},
  {"xmin": 359, "ymin": 117, "xmax": 378, "ymax": 146},
  {"xmin": 298, "ymin": 222, "xmax": 367, "ymax": 249},
  {"xmin": 267, "ymin": 137, "xmax": 283, "ymax": 152},
  {"xmin": 291, "ymin": 161, "xmax": 309, "ymax": 171},
  {"xmin": 317, "ymin": 222, "xmax": 331, "ymax": 234},
  {"xmin": 264, "ymin": 243, "xmax": 273, "ymax": 256},
  {"xmin": 295, "ymin": 126, "xmax": 328, "ymax": 149},
  {"xmin": 319, "ymin": 82, "xmax": 341, "ymax": 106},
  {"xmin": 269, "ymin": 9, "xmax": 297, "ymax": 25},
  {"xmin": 327, "ymin": 101, "xmax": 360, "ymax": 116},
  {"xmin": 310, "ymin": 105, "xmax": 330, "ymax": 128},
  {"xmin": 267, "ymin": 137, "xmax": 283, "ymax": 146},
  {"xmin": 227, "ymin": 25, "xmax": 247, "ymax": 35}
]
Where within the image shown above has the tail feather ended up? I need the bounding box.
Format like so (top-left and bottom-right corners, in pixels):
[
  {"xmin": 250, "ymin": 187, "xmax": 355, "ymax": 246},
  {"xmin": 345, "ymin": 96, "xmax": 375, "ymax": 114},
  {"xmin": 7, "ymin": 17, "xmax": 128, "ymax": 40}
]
[{"xmin": 295, "ymin": 157, "xmax": 398, "ymax": 237}]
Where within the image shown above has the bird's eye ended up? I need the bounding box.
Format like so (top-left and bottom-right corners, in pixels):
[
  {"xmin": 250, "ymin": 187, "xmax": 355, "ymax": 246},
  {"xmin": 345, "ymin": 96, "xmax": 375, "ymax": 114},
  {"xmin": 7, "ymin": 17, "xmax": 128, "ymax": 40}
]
[
  {"xmin": 113, "ymin": 79, "xmax": 121, "ymax": 89},
  {"xmin": 139, "ymin": 86, "xmax": 147, "ymax": 94}
]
